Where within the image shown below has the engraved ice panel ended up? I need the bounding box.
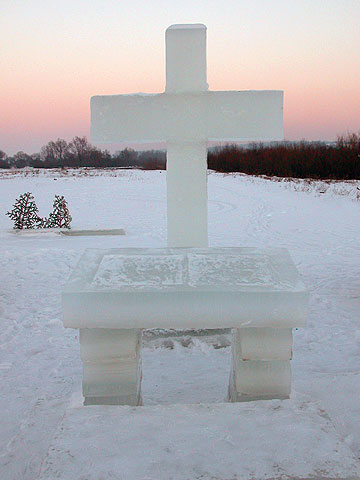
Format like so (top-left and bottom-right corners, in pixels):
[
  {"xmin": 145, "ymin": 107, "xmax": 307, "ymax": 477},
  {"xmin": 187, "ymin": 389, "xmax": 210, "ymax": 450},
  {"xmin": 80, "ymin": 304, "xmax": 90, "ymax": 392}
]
[
  {"xmin": 187, "ymin": 253, "xmax": 276, "ymax": 287},
  {"xmin": 92, "ymin": 254, "xmax": 184, "ymax": 288}
]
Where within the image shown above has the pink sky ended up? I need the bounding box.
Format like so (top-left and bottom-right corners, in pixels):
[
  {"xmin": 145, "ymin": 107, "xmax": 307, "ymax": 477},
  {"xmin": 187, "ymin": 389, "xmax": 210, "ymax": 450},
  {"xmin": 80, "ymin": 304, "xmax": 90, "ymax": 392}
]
[{"xmin": 1, "ymin": 0, "xmax": 359, "ymax": 155}]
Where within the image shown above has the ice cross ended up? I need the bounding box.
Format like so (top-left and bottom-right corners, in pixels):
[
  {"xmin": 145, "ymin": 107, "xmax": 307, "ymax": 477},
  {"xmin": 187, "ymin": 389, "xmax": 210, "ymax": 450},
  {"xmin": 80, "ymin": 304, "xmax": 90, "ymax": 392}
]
[{"xmin": 91, "ymin": 24, "xmax": 283, "ymax": 247}]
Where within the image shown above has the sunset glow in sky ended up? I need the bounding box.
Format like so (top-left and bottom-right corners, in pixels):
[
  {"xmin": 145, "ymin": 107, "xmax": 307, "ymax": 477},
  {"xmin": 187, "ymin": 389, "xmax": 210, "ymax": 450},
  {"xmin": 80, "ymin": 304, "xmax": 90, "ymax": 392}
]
[{"xmin": 1, "ymin": 0, "xmax": 359, "ymax": 155}]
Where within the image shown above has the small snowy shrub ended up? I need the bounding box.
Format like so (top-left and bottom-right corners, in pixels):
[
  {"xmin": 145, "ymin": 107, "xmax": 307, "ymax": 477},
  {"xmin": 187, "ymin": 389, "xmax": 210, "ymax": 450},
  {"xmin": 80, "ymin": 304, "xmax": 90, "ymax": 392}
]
[
  {"xmin": 6, "ymin": 192, "xmax": 42, "ymax": 229},
  {"xmin": 7, "ymin": 193, "xmax": 72, "ymax": 230},
  {"xmin": 44, "ymin": 195, "xmax": 72, "ymax": 229}
]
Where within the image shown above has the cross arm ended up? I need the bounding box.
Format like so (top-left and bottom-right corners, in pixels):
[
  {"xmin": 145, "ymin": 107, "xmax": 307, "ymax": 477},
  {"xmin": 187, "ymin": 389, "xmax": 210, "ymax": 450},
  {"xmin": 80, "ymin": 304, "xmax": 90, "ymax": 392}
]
[
  {"xmin": 91, "ymin": 93, "xmax": 169, "ymax": 143},
  {"xmin": 206, "ymin": 90, "xmax": 284, "ymax": 141},
  {"xmin": 91, "ymin": 90, "xmax": 283, "ymax": 144}
]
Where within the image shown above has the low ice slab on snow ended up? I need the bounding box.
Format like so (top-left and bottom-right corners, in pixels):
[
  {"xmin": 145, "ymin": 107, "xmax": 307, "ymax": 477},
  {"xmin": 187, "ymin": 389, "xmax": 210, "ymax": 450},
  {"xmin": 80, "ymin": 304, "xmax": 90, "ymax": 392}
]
[
  {"xmin": 60, "ymin": 229, "xmax": 125, "ymax": 236},
  {"xmin": 62, "ymin": 247, "xmax": 308, "ymax": 329},
  {"xmin": 10, "ymin": 228, "xmax": 125, "ymax": 236},
  {"xmin": 38, "ymin": 395, "xmax": 360, "ymax": 480}
]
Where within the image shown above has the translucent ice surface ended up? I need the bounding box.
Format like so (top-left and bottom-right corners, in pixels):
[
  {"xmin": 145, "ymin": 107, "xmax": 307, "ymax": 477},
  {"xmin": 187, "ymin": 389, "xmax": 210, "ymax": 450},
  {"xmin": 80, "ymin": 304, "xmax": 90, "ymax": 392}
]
[
  {"xmin": 91, "ymin": 24, "xmax": 283, "ymax": 144},
  {"xmin": 90, "ymin": 91, "xmax": 283, "ymax": 143},
  {"xmin": 165, "ymin": 24, "xmax": 207, "ymax": 93},
  {"xmin": 232, "ymin": 327, "xmax": 293, "ymax": 361},
  {"xmin": 80, "ymin": 328, "xmax": 141, "ymax": 362},
  {"xmin": 229, "ymin": 358, "xmax": 291, "ymax": 401},
  {"xmin": 90, "ymin": 23, "xmax": 283, "ymax": 248},
  {"xmin": 92, "ymin": 254, "xmax": 185, "ymax": 287},
  {"xmin": 187, "ymin": 254, "xmax": 276, "ymax": 287},
  {"xmin": 166, "ymin": 141, "xmax": 208, "ymax": 247},
  {"xmin": 80, "ymin": 328, "xmax": 143, "ymax": 405},
  {"xmin": 62, "ymin": 247, "xmax": 308, "ymax": 329}
]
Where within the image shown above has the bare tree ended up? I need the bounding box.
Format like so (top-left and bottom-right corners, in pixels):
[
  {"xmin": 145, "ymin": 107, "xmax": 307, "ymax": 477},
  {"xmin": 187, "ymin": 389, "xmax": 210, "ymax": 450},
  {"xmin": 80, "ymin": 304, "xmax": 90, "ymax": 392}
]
[
  {"xmin": 12, "ymin": 151, "xmax": 31, "ymax": 168},
  {"xmin": 337, "ymin": 132, "xmax": 360, "ymax": 150},
  {"xmin": 40, "ymin": 138, "xmax": 70, "ymax": 165},
  {"xmin": 68, "ymin": 136, "xmax": 94, "ymax": 165},
  {"xmin": 0, "ymin": 150, "xmax": 8, "ymax": 168}
]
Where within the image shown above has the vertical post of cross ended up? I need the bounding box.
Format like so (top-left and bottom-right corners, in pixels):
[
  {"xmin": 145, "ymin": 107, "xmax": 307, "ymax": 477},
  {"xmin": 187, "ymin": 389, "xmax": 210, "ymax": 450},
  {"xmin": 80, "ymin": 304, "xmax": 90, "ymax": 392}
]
[{"xmin": 165, "ymin": 24, "xmax": 209, "ymax": 248}]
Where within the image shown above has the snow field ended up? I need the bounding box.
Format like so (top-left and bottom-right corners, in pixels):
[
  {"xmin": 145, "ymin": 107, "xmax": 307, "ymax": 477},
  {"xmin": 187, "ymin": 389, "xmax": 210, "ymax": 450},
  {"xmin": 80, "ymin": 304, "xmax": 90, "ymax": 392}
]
[{"xmin": 0, "ymin": 169, "xmax": 359, "ymax": 479}]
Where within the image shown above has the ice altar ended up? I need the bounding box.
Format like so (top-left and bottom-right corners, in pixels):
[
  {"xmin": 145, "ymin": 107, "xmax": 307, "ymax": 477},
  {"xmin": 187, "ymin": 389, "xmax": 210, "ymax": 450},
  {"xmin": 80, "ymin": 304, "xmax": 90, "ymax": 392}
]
[{"xmin": 62, "ymin": 24, "xmax": 307, "ymax": 405}]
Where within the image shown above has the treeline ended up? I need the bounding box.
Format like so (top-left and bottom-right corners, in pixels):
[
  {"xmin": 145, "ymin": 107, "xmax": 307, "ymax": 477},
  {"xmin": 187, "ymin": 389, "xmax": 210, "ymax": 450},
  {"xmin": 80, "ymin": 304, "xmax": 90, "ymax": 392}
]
[
  {"xmin": 1, "ymin": 133, "xmax": 359, "ymax": 179},
  {"xmin": 0, "ymin": 136, "xmax": 165, "ymax": 170},
  {"xmin": 208, "ymin": 133, "xmax": 360, "ymax": 180}
]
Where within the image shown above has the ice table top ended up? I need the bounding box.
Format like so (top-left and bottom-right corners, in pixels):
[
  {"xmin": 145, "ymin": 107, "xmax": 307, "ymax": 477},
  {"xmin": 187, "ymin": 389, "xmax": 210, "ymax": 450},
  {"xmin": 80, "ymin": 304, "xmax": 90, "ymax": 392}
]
[{"xmin": 62, "ymin": 247, "xmax": 308, "ymax": 329}]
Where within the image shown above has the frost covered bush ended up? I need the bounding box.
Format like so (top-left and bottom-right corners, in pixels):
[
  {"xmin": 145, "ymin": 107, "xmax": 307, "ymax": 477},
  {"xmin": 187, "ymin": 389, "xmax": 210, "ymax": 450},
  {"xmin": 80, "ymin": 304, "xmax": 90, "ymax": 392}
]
[
  {"xmin": 6, "ymin": 192, "xmax": 43, "ymax": 229},
  {"xmin": 7, "ymin": 193, "xmax": 72, "ymax": 230},
  {"xmin": 43, "ymin": 195, "xmax": 72, "ymax": 229}
]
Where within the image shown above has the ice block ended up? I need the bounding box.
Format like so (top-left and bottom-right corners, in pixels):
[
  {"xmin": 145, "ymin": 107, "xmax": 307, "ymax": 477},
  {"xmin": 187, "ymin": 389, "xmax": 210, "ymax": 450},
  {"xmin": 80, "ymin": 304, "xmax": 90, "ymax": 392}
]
[{"xmin": 63, "ymin": 247, "xmax": 308, "ymax": 329}]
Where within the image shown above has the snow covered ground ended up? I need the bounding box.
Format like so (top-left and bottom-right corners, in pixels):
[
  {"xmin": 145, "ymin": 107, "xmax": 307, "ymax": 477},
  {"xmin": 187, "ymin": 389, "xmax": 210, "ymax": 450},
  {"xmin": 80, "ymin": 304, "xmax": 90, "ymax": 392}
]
[{"xmin": 0, "ymin": 168, "xmax": 359, "ymax": 479}]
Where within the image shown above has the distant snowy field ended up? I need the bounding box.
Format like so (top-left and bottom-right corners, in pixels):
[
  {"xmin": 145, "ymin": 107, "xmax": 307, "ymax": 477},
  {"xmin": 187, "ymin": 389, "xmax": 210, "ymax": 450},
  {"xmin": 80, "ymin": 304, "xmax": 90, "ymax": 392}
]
[{"xmin": 1, "ymin": 168, "xmax": 360, "ymax": 479}]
